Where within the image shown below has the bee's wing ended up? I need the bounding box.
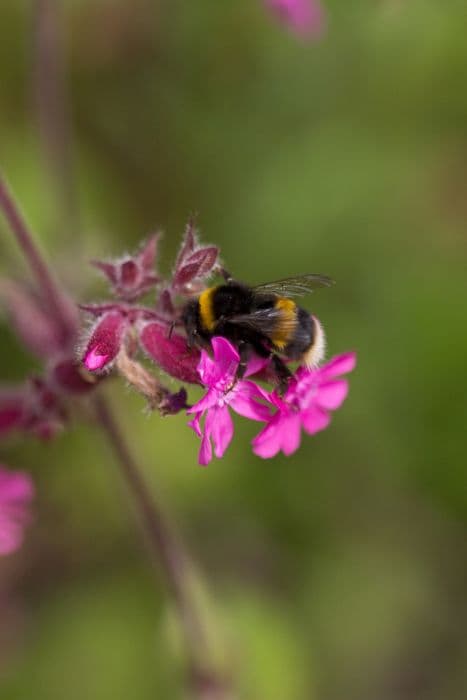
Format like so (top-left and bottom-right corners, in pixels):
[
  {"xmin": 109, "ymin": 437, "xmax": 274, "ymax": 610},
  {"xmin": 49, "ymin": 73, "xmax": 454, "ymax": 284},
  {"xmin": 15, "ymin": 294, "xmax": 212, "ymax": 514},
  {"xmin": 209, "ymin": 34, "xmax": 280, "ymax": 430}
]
[
  {"xmin": 253, "ymin": 273, "xmax": 334, "ymax": 297},
  {"xmin": 227, "ymin": 307, "xmax": 297, "ymax": 335}
]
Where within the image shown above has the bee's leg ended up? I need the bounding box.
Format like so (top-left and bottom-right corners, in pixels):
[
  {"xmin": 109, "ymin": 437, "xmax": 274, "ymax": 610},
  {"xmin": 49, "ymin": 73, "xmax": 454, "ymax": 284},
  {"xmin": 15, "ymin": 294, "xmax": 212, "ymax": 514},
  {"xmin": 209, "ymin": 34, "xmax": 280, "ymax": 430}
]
[
  {"xmin": 217, "ymin": 266, "xmax": 234, "ymax": 283},
  {"xmin": 167, "ymin": 320, "xmax": 176, "ymax": 340},
  {"xmin": 236, "ymin": 340, "xmax": 251, "ymax": 380},
  {"xmin": 186, "ymin": 327, "xmax": 196, "ymax": 350},
  {"xmin": 271, "ymin": 354, "xmax": 293, "ymax": 395}
]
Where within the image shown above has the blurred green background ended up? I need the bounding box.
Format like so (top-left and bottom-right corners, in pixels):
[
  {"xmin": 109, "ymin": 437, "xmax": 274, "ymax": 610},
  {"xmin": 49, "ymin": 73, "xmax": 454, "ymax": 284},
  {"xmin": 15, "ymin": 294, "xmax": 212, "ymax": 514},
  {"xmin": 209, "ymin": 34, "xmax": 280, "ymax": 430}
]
[{"xmin": 1, "ymin": 1, "xmax": 467, "ymax": 698}]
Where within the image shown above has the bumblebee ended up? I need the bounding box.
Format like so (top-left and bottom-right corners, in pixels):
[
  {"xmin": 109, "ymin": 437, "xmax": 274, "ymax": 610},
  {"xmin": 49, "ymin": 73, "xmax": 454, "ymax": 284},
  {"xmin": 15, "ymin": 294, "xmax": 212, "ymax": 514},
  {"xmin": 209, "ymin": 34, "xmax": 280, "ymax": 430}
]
[{"xmin": 181, "ymin": 272, "xmax": 333, "ymax": 389}]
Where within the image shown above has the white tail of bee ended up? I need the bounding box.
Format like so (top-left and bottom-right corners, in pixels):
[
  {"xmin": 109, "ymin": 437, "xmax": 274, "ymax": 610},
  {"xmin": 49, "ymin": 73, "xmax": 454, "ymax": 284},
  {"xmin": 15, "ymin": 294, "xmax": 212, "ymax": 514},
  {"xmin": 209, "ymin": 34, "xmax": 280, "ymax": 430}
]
[{"xmin": 302, "ymin": 316, "xmax": 326, "ymax": 368}]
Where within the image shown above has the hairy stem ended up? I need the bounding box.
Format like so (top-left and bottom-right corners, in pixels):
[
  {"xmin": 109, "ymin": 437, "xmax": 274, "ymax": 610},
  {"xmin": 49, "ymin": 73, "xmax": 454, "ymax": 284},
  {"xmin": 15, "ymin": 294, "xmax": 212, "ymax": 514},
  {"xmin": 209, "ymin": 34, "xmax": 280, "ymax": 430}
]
[
  {"xmin": 0, "ymin": 174, "xmax": 77, "ymax": 345},
  {"xmin": 93, "ymin": 393, "xmax": 231, "ymax": 699}
]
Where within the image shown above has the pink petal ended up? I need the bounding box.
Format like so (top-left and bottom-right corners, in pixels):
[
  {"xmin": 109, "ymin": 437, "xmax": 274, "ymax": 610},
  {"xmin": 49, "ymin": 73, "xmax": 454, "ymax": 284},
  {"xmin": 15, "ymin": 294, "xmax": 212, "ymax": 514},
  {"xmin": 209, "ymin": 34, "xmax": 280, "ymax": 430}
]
[
  {"xmin": 315, "ymin": 379, "xmax": 349, "ymax": 410},
  {"xmin": 208, "ymin": 405, "xmax": 234, "ymax": 459},
  {"xmin": 253, "ymin": 411, "xmax": 303, "ymax": 458},
  {"xmin": 0, "ymin": 521, "xmax": 23, "ymax": 555},
  {"xmin": 243, "ymin": 353, "xmax": 271, "ymax": 378},
  {"xmin": 0, "ymin": 466, "xmax": 34, "ymax": 556},
  {"xmin": 252, "ymin": 414, "xmax": 286, "ymax": 458},
  {"xmin": 187, "ymin": 387, "xmax": 219, "ymax": 414},
  {"xmin": 196, "ymin": 348, "xmax": 222, "ymax": 388},
  {"xmin": 83, "ymin": 311, "xmax": 126, "ymax": 372},
  {"xmin": 301, "ymin": 405, "xmax": 330, "ymax": 434},
  {"xmin": 0, "ymin": 470, "xmax": 34, "ymax": 502},
  {"xmin": 188, "ymin": 413, "xmax": 202, "ymax": 437},
  {"xmin": 84, "ymin": 348, "xmax": 110, "ymax": 371},
  {"xmin": 229, "ymin": 381, "xmax": 272, "ymax": 421},
  {"xmin": 319, "ymin": 352, "xmax": 357, "ymax": 381},
  {"xmin": 280, "ymin": 414, "xmax": 302, "ymax": 456},
  {"xmin": 198, "ymin": 429, "xmax": 213, "ymax": 466},
  {"xmin": 197, "ymin": 337, "xmax": 239, "ymax": 389},
  {"xmin": 211, "ymin": 337, "xmax": 240, "ymax": 381}
]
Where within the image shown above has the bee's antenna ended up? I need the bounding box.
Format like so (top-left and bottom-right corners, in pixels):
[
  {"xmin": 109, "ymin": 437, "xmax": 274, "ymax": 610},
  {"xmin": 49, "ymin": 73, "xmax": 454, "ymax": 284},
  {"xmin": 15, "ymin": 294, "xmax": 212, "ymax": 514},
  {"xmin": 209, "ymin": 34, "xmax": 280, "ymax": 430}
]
[{"xmin": 167, "ymin": 320, "xmax": 175, "ymax": 340}]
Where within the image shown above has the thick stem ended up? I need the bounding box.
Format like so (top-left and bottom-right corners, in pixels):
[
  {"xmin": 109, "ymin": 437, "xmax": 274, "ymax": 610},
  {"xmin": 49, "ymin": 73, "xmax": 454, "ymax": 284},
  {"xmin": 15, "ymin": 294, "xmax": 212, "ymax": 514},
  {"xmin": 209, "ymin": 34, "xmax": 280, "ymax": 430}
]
[
  {"xmin": 0, "ymin": 175, "xmax": 77, "ymax": 345},
  {"xmin": 93, "ymin": 394, "xmax": 232, "ymax": 700}
]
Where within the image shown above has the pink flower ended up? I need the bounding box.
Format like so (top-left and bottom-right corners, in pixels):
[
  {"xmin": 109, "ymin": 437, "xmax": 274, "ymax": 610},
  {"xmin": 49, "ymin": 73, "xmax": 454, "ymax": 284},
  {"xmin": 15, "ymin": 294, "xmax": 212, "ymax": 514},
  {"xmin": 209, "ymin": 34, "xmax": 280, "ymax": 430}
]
[
  {"xmin": 0, "ymin": 466, "xmax": 34, "ymax": 556},
  {"xmin": 187, "ymin": 338, "xmax": 272, "ymax": 466},
  {"xmin": 252, "ymin": 352, "xmax": 356, "ymax": 458},
  {"xmin": 265, "ymin": 0, "xmax": 326, "ymax": 39}
]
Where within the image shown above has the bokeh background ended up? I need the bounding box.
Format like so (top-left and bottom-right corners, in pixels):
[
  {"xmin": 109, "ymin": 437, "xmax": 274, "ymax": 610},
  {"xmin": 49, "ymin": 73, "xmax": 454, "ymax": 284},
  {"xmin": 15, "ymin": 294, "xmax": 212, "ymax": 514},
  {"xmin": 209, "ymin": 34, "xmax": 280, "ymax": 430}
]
[{"xmin": 1, "ymin": 1, "xmax": 467, "ymax": 698}]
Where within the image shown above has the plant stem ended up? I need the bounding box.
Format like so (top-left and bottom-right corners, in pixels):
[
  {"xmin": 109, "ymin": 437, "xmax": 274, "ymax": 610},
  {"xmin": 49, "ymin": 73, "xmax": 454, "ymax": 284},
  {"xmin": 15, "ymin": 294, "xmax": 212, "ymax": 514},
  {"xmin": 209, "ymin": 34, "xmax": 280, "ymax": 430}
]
[
  {"xmin": 0, "ymin": 174, "xmax": 77, "ymax": 345},
  {"xmin": 93, "ymin": 393, "xmax": 231, "ymax": 700},
  {"xmin": 0, "ymin": 176, "xmax": 233, "ymax": 698}
]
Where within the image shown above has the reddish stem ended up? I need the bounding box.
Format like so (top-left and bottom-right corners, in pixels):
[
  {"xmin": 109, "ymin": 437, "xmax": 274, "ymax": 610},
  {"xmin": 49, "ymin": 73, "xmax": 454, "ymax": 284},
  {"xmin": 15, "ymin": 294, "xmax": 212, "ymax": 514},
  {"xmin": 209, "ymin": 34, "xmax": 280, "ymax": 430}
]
[
  {"xmin": 0, "ymin": 174, "xmax": 77, "ymax": 345},
  {"xmin": 93, "ymin": 394, "xmax": 232, "ymax": 699}
]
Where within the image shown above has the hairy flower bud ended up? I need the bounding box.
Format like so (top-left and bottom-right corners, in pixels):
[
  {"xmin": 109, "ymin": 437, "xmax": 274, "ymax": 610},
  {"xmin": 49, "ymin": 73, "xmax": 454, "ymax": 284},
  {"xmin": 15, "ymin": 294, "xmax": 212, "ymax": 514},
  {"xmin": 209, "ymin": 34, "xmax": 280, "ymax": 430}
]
[
  {"xmin": 92, "ymin": 234, "xmax": 161, "ymax": 301},
  {"xmin": 139, "ymin": 322, "xmax": 201, "ymax": 384},
  {"xmin": 83, "ymin": 311, "xmax": 127, "ymax": 372},
  {"xmin": 172, "ymin": 219, "xmax": 218, "ymax": 293}
]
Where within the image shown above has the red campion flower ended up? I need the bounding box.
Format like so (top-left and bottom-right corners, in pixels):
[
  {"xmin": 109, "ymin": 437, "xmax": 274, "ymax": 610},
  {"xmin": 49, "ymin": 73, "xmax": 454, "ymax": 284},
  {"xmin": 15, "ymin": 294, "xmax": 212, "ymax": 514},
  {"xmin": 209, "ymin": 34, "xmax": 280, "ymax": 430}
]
[{"xmin": 252, "ymin": 352, "xmax": 356, "ymax": 458}]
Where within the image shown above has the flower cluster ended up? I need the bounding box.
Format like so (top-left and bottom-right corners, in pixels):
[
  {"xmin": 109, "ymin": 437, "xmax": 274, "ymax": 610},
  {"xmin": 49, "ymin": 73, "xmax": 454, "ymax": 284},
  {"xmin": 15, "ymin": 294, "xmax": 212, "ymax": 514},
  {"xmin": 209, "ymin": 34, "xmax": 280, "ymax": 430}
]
[
  {"xmin": 79, "ymin": 222, "xmax": 356, "ymax": 465},
  {"xmin": 188, "ymin": 338, "xmax": 355, "ymax": 464},
  {"xmin": 80, "ymin": 220, "xmax": 219, "ymax": 411},
  {"xmin": 0, "ymin": 209, "xmax": 355, "ymax": 555}
]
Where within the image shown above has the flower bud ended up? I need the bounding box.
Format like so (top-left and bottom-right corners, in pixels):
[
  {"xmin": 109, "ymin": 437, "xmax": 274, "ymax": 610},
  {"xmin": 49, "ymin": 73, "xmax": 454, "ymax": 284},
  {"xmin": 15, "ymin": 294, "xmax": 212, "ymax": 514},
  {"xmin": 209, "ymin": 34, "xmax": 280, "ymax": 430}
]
[
  {"xmin": 83, "ymin": 311, "xmax": 127, "ymax": 372},
  {"xmin": 138, "ymin": 322, "xmax": 201, "ymax": 384},
  {"xmin": 92, "ymin": 234, "xmax": 160, "ymax": 301}
]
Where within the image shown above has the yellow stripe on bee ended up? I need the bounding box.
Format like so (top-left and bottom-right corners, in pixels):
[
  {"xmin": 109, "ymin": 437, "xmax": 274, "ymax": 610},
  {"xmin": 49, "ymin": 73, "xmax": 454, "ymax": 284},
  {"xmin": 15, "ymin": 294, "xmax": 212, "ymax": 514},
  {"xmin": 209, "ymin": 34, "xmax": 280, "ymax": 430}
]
[
  {"xmin": 271, "ymin": 297, "xmax": 297, "ymax": 350},
  {"xmin": 198, "ymin": 286, "xmax": 218, "ymax": 332}
]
